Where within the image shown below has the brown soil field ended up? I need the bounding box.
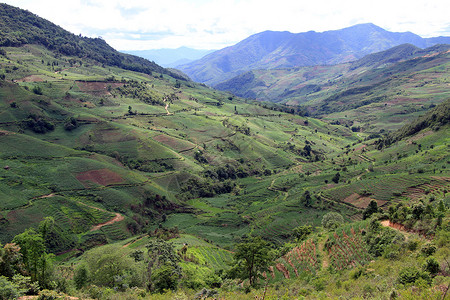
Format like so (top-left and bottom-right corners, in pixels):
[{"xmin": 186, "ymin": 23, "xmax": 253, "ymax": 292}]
[
  {"xmin": 342, "ymin": 193, "xmax": 387, "ymax": 208},
  {"xmin": 16, "ymin": 75, "xmax": 44, "ymax": 82},
  {"xmin": 405, "ymin": 130, "xmax": 433, "ymax": 144},
  {"xmin": 153, "ymin": 134, "xmax": 196, "ymax": 152},
  {"xmin": 76, "ymin": 81, "xmax": 124, "ymax": 96},
  {"xmin": 76, "ymin": 168, "xmax": 123, "ymax": 187}
]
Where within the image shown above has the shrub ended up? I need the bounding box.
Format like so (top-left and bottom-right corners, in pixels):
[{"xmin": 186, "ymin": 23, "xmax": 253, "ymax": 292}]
[
  {"xmin": 420, "ymin": 243, "xmax": 437, "ymax": 257},
  {"xmin": 397, "ymin": 266, "xmax": 431, "ymax": 285},
  {"xmin": 322, "ymin": 212, "xmax": 344, "ymax": 229},
  {"xmin": 74, "ymin": 264, "xmax": 89, "ymax": 289},
  {"xmin": 63, "ymin": 117, "xmax": 78, "ymax": 131},
  {"xmin": 151, "ymin": 263, "xmax": 179, "ymax": 293},
  {"xmin": 23, "ymin": 115, "xmax": 54, "ymax": 133},
  {"xmin": 406, "ymin": 239, "xmax": 419, "ymax": 251},
  {"xmin": 423, "ymin": 257, "xmax": 440, "ymax": 276},
  {"xmin": 0, "ymin": 276, "xmax": 21, "ymax": 300},
  {"xmin": 32, "ymin": 85, "xmax": 43, "ymax": 95}
]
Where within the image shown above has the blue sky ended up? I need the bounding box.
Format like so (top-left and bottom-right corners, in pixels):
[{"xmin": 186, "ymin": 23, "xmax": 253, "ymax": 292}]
[{"xmin": 3, "ymin": 0, "xmax": 450, "ymax": 50}]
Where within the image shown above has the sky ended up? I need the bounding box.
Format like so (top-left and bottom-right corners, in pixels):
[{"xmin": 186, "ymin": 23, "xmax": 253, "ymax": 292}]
[{"xmin": 3, "ymin": 0, "xmax": 450, "ymax": 51}]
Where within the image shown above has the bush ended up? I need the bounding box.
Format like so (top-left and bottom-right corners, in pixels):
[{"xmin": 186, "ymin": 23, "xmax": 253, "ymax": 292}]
[
  {"xmin": 365, "ymin": 227, "xmax": 404, "ymax": 257},
  {"xmin": 397, "ymin": 266, "xmax": 431, "ymax": 285},
  {"xmin": 423, "ymin": 257, "xmax": 440, "ymax": 276},
  {"xmin": 23, "ymin": 115, "xmax": 55, "ymax": 133},
  {"xmin": 74, "ymin": 264, "xmax": 89, "ymax": 289},
  {"xmin": 63, "ymin": 117, "xmax": 78, "ymax": 131},
  {"xmin": 420, "ymin": 243, "xmax": 437, "ymax": 256},
  {"xmin": 406, "ymin": 239, "xmax": 420, "ymax": 251},
  {"xmin": 0, "ymin": 276, "xmax": 21, "ymax": 300},
  {"xmin": 32, "ymin": 85, "xmax": 43, "ymax": 95},
  {"xmin": 151, "ymin": 263, "xmax": 179, "ymax": 293},
  {"xmin": 321, "ymin": 212, "xmax": 344, "ymax": 229}
]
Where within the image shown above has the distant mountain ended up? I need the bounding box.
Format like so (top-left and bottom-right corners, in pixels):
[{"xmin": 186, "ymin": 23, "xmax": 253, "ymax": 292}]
[
  {"xmin": 122, "ymin": 47, "xmax": 215, "ymax": 68},
  {"xmin": 215, "ymin": 43, "xmax": 450, "ymax": 130},
  {"xmin": 178, "ymin": 23, "xmax": 450, "ymax": 86},
  {"xmin": 0, "ymin": 3, "xmax": 185, "ymax": 80}
]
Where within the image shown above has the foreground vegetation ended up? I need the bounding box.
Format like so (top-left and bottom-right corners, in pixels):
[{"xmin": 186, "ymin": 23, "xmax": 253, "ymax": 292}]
[{"xmin": 0, "ymin": 3, "xmax": 448, "ymax": 299}]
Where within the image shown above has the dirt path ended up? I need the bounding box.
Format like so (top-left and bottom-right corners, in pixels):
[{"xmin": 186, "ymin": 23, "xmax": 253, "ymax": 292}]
[
  {"xmin": 73, "ymin": 200, "xmax": 125, "ymax": 231},
  {"xmin": 318, "ymin": 239, "xmax": 329, "ymax": 269},
  {"xmin": 122, "ymin": 234, "xmax": 148, "ymax": 248},
  {"xmin": 380, "ymin": 220, "xmax": 430, "ymax": 240},
  {"xmin": 90, "ymin": 212, "xmax": 124, "ymax": 231},
  {"xmin": 39, "ymin": 193, "xmax": 56, "ymax": 198},
  {"xmin": 163, "ymin": 97, "xmax": 173, "ymax": 115}
]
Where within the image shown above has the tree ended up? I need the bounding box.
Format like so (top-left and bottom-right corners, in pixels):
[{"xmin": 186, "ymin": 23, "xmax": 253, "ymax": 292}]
[
  {"xmin": 423, "ymin": 257, "xmax": 440, "ymax": 276},
  {"xmin": 12, "ymin": 229, "xmax": 45, "ymax": 282},
  {"xmin": 0, "ymin": 276, "xmax": 21, "ymax": 300},
  {"xmin": 229, "ymin": 236, "xmax": 274, "ymax": 287},
  {"xmin": 73, "ymin": 264, "xmax": 89, "ymax": 289},
  {"xmin": 363, "ymin": 200, "xmax": 379, "ymax": 220},
  {"xmin": 146, "ymin": 239, "xmax": 181, "ymax": 292},
  {"xmin": 32, "ymin": 85, "xmax": 43, "ymax": 95},
  {"xmin": 301, "ymin": 190, "xmax": 312, "ymax": 207},
  {"xmin": 38, "ymin": 217, "xmax": 54, "ymax": 242},
  {"xmin": 292, "ymin": 225, "xmax": 312, "ymax": 241},
  {"xmin": 322, "ymin": 212, "xmax": 344, "ymax": 229},
  {"xmin": 83, "ymin": 244, "xmax": 144, "ymax": 290},
  {"xmin": 151, "ymin": 263, "xmax": 179, "ymax": 293},
  {"xmin": 0, "ymin": 243, "xmax": 23, "ymax": 278},
  {"xmin": 331, "ymin": 172, "xmax": 340, "ymax": 184},
  {"xmin": 63, "ymin": 117, "xmax": 78, "ymax": 131}
]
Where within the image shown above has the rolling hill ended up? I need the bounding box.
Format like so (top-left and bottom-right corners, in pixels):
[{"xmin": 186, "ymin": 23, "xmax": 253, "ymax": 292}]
[
  {"xmin": 178, "ymin": 23, "xmax": 450, "ymax": 86},
  {"xmin": 216, "ymin": 43, "xmax": 450, "ymax": 133},
  {"xmin": 0, "ymin": 3, "xmax": 449, "ymax": 299}
]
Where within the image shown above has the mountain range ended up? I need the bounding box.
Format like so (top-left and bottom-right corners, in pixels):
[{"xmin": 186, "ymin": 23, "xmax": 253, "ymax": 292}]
[{"xmin": 178, "ymin": 23, "xmax": 450, "ymax": 86}]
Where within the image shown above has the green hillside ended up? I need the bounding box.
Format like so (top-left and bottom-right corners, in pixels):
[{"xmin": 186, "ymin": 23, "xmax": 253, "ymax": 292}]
[
  {"xmin": 216, "ymin": 44, "xmax": 450, "ymax": 133},
  {"xmin": 0, "ymin": 4, "xmax": 448, "ymax": 300}
]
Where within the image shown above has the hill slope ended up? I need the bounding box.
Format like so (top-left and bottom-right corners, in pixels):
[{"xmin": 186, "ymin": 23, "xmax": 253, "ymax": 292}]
[
  {"xmin": 216, "ymin": 44, "xmax": 450, "ymax": 133},
  {"xmin": 178, "ymin": 23, "xmax": 450, "ymax": 86},
  {"xmin": 0, "ymin": 3, "xmax": 185, "ymax": 80}
]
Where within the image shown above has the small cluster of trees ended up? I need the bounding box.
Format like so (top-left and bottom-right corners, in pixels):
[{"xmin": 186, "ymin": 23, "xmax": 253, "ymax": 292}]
[
  {"xmin": 114, "ymin": 80, "xmax": 165, "ymax": 106},
  {"xmin": 387, "ymin": 200, "xmax": 446, "ymax": 233},
  {"xmin": 179, "ymin": 177, "xmax": 235, "ymax": 199},
  {"xmin": 0, "ymin": 217, "xmax": 59, "ymax": 298},
  {"xmin": 22, "ymin": 114, "xmax": 54, "ymax": 134}
]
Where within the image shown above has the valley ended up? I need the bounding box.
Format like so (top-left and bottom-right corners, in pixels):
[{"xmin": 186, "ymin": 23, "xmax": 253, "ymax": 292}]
[{"xmin": 0, "ymin": 3, "xmax": 448, "ymax": 300}]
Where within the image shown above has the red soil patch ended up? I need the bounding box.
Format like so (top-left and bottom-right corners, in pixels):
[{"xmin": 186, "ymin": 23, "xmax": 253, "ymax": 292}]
[
  {"xmin": 290, "ymin": 119, "xmax": 309, "ymax": 126},
  {"xmin": 381, "ymin": 220, "xmax": 433, "ymax": 240},
  {"xmin": 0, "ymin": 130, "xmax": 14, "ymax": 136},
  {"xmin": 275, "ymin": 263, "xmax": 290, "ymax": 279},
  {"xmin": 380, "ymin": 220, "xmax": 407, "ymax": 231},
  {"xmin": 76, "ymin": 168, "xmax": 123, "ymax": 187},
  {"xmin": 342, "ymin": 193, "xmax": 387, "ymax": 208},
  {"xmin": 17, "ymin": 75, "xmax": 44, "ymax": 82},
  {"xmin": 354, "ymin": 144, "xmax": 367, "ymax": 152},
  {"xmin": 405, "ymin": 130, "xmax": 433, "ymax": 144},
  {"xmin": 153, "ymin": 134, "xmax": 195, "ymax": 152},
  {"xmin": 385, "ymin": 97, "xmax": 425, "ymax": 105},
  {"xmin": 76, "ymin": 81, "xmax": 124, "ymax": 96}
]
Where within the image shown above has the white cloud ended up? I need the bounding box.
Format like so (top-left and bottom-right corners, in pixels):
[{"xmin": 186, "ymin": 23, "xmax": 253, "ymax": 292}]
[{"xmin": 3, "ymin": 0, "xmax": 450, "ymax": 50}]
